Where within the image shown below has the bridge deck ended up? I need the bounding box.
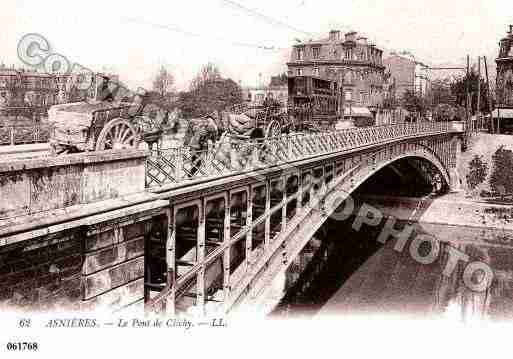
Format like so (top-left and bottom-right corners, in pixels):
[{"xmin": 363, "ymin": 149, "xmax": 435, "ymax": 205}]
[{"xmin": 146, "ymin": 122, "xmax": 464, "ymax": 189}]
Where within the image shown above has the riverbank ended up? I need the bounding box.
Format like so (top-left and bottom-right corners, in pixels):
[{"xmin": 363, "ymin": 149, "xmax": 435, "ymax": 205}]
[
  {"xmin": 458, "ymin": 132, "xmax": 513, "ymax": 201},
  {"xmin": 358, "ymin": 193, "xmax": 513, "ymax": 233}
]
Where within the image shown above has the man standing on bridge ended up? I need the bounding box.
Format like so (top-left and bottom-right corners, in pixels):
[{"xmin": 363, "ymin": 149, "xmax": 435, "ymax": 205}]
[{"xmin": 183, "ymin": 117, "xmax": 218, "ymax": 177}]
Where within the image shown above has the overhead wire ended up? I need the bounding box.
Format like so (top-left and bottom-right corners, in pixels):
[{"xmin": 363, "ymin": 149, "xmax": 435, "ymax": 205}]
[
  {"xmin": 122, "ymin": 16, "xmax": 287, "ymax": 51},
  {"xmin": 218, "ymin": 0, "xmax": 313, "ymax": 36},
  {"xmin": 125, "ymin": 1, "xmax": 472, "ymax": 74}
]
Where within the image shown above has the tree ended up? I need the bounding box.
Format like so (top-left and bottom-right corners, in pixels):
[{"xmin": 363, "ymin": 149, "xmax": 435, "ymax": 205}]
[
  {"xmin": 450, "ymin": 69, "xmax": 493, "ymax": 115},
  {"xmin": 190, "ymin": 62, "xmax": 221, "ymax": 91},
  {"xmin": 429, "ymin": 78, "xmax": 455, "ymax": 107},
  {"xmin": 466, "ymin": 155, "xmax": 488, "ymax": 190},
  {"xmin": 402, "ymin": 90, "xmax": 426, "ymax": 116},
  {"xmin": 490, "ymin": 146, "xmax": 513, "ymax": 197},
  {"xmin": 177, "ymin": 73, "xmax": 243, "ymax": 119},
  {"xmin": 152, "ymin": 66, "xmax": 175, "ymax": 98}
]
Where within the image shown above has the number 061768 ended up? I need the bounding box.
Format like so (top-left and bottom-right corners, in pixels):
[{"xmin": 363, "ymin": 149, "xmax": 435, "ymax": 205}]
[{"xmin": 6, "ymin": 342, "xmax": 39, "ymax": 351}]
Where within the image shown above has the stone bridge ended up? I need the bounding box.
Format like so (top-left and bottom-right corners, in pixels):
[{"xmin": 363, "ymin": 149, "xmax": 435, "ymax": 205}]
[{"xmin": 0, "ymin": 122, "xmax": 465, "ymax": 315}]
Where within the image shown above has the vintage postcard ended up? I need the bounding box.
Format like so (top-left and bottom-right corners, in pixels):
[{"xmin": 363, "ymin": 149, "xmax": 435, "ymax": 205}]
[{"xmin": 0, "ymin": 0, "xmax": 512, "ymax": 357}]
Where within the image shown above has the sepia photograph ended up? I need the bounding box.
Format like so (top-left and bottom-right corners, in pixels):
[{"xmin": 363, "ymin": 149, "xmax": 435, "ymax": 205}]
[{"xmin": 0, "ymin": 0, "xmax": 512, "ymax": 357}]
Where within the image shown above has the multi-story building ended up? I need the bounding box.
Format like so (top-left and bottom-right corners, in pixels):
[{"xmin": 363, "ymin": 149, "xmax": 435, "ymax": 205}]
[
  {"xmin": 494, "ymin": 25, "xmax": 513, "ymax": 133},
  {"xmin": 0, "ymin": 66, "xmax": 121, "ymax": 119},
  {"xmin": 383, "ymin": 53, "xmax": 416, "ymax": 100},
  {"xmin": 415, "ymin": 63, "xmax": 430, "ymax": 98},
  {"xmin": 287, "ymin": 30, "xmax": 386, "ymax": 121},
  {"xmin": 496, "ymin": 25, "xmax": 513, "ymax": 107},
  {"xmin": 0, "ymin": 67, "xmax": 61, "ymax": 110}
]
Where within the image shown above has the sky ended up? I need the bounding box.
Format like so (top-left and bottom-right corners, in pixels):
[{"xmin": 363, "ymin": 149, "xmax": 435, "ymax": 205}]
[{"xmin": 1, "ymin": 0, "xmax": 512, "ymax": 91}]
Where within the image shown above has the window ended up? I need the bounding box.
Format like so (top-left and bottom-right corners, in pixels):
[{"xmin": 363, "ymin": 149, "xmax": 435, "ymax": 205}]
[
  {"xmin": 345, "ymin": 49, "xmax": 351, "ymax": 59},
  {"xmin": 345, "ymin": 90, "xmax": 352, "ymax": 101},
  {"xmin": 344, "ymin": 71, "xmax": 352, "ymax": 84},
  {"xmin": 312, "ymin": 47, "xmax": 320, "ymax": 59},
  {"xmin": 296, "ymin": 68, "xmax": 303, "ymax": 76},
  {"xmin": 296, "ymin": 47, "xmax": 304, "ymax": 60},
  {"xmin": 312, "ymin": 67, "xmax": 319, "ymax": 76}
]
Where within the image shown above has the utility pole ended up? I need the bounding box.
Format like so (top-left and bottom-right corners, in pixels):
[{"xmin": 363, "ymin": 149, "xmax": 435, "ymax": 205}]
[
  {"xmin": 477, "ymin": 56, "xmax": 481, "ymax": 130},
  {"xmin": 483, "ymin": 56, "xmax": 494, "ymax": 133},
  {"xmin": 466, "ymin": 55, "xmax": 471, "ymax": 134},
  {"xmin": 484, "ymin": 56, "xmax": 492, "ymax": 133}
]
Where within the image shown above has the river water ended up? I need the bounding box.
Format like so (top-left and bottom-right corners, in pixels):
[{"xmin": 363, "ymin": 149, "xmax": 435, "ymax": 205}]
[{"xmin": 272, "ymin": 191, "xmax": 513, "ymax": 322}]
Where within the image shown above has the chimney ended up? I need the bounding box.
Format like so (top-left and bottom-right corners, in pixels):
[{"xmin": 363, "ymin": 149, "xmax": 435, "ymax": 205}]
[
  {"xmin": 345, "ymin": 31, "xmax": 356, "ymax": 42},
  {"xmin": 329, "ymin": 30, "xmax": 341, "ymax": 41}
]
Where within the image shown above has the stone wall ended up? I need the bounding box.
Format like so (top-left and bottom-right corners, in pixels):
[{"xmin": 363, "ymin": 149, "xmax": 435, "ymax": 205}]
[
  {"xmin": 0, "ymin": 202, "xmax": 169, "ymax": 312},
  {"xmin": 81, "ymin": 219, "xmax": 150, "ymax": 311},
  {"xmin": 0, "ymin": 229, "xmax": 83, "ymax": 311},
  {"xmin": 0, "ymin": 149, "xmax": 147, "ymax": 219}
]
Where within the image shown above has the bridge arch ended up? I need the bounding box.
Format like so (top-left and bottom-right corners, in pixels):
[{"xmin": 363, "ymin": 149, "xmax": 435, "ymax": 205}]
[
  {"xmin": 312, "ymin": 144, "xmax": 452, "ymax": 227},
  {"xmin": 234, "ymin": 143, "xmax": 456, "ymax": 311},
  {"xmin": 339, "ymin": 144, "xmax": 452, "ymax": 199}
]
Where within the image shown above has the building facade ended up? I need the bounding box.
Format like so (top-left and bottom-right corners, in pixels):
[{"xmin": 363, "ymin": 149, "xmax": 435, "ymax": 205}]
[
  {"xmin": 287, "ymin": 30, "xmax": 386, "ymax": 118},
  {"xmin": 383, "ymin": 53, "xmax": 416, "ymax": 100},
  {"xmin": 0, "ymin": 67, "xmax": 61, "ymax": 110},
  {"xmin": 493, "ymin": 25, "xmax": 513, "ymax": 133},
  {"xmin": 496, "ymin": 25, "xmax": 513, "ymax": 108},
  {"xmin": 415, "ymin": 63, "xmax": 430, "ymax": 98},
  {"xmin": 0, "ymin": 66, "xmax": 121, "ymax": 118}
]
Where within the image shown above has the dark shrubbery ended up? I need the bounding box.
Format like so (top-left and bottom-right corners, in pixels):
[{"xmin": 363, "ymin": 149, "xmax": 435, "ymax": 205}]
[
  {"xmin": 466, "ymin": 155, "xmax": 488, "ymax": 190},
  {"xmin": 490, "ymin": 146, "xmax": 513, "ymax": 197}
]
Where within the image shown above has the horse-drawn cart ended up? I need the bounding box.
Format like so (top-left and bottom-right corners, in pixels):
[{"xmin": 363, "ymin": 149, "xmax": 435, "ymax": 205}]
[
  {"xmin": 48, "ymin": 100, "xmax": 164, "ymax": 154},
  {"xmin": 224, "ymin": 102, "xmax": 292, "ymax": 139}
]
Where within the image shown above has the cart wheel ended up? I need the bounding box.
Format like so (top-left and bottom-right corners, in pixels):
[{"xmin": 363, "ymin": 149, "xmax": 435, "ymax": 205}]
[
  {"xmin": 95, "ymin": 118, "xmax": 140, "ymax": 151},
  {"xmin": 265, "ymin": 120, "xmax": 281, "ymax": 138}
]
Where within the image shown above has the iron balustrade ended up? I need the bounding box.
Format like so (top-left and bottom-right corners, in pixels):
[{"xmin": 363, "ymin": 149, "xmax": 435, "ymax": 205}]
[{"xmin": 146, "ymin": 122, "xmax": 455, "ymax": 188}]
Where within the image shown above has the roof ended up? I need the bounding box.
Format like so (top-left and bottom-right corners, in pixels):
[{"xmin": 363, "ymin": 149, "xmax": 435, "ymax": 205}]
[{"xmin": 492, "ymin": 108, "xmax": 513, "ymax": 119}]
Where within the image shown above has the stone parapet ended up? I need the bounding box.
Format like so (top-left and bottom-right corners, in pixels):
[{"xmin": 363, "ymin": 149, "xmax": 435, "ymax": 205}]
[{"xmin": 0, "ymin": 149, "xmax": 148, "ymax": 219}]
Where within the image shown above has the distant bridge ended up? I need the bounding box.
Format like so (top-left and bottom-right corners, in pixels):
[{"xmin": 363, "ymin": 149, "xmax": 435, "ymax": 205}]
[{"xmin": 0, "ymin": 121, "xmax": 465, "ymax": 315}]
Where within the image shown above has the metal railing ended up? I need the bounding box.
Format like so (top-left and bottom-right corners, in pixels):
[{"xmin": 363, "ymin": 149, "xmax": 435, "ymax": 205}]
[{"xmin": 146, "ymin": 122, "xmax": 457, "ymax": 188}]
